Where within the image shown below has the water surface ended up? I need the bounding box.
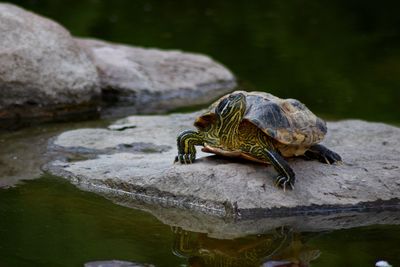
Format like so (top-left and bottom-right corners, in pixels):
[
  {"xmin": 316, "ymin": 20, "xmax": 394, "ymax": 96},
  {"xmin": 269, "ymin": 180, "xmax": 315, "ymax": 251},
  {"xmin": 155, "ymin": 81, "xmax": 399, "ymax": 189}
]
[{"xmin": 0, "ymin": 176, "xmax": 399, "ymax": 267}]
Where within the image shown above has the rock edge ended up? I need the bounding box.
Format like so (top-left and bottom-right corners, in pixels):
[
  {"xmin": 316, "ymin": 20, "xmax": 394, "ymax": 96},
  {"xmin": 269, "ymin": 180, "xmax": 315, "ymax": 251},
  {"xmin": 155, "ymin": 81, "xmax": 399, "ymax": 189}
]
[{"xmin": 44, "ymin": 112, "xmax": 400, "ymax": 220}]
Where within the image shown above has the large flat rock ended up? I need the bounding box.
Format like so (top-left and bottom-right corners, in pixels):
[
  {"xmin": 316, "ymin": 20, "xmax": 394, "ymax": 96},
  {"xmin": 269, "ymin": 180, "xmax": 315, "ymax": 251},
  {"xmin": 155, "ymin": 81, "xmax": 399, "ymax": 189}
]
[
  {"xmin": 0, "ymin": 4, "xmax": 100, "ymax": 128},
  {"xmin": 77, "ymin": 38, "xmax": 237, "ymax": 115},
  {"xmin": 45, "ymin": 112, "xmax": 400, "ymax": 219}
]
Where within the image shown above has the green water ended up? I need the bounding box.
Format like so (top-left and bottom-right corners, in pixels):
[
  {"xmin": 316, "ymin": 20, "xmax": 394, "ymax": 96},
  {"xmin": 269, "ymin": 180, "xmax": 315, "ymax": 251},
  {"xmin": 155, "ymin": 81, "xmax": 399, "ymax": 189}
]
[
  {"xmin": 0, "ymin": 176, "xmax": 181, "ymax": 267},
  {"xmin": 9, "ymin": 0, "xmax": 400, "ymax": 124},
  {"xmin": 1, "ymin": 1, "xmax": 400, "ymax": 266},
  {"xmin": 0, "ymin": 176, "xmax": 399, "ymax": 267}
]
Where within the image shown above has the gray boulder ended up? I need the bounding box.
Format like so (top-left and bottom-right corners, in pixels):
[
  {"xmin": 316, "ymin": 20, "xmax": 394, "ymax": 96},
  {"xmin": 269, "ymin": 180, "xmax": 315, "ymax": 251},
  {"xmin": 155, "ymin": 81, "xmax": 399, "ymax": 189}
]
[
  {"xmin": 0, "ymin": 3, "xmax": 237, "ymax": 128},
  {"xmin": 76, "ymin": 38, "xmax": 237, "ymax": 115},
  {"xmin": 45, "ymin": 112, "xmax": 400, "ymax": 220},
  {"xmin": 0, "ymin": 4, "xmax": 100, "ymax": 128}
]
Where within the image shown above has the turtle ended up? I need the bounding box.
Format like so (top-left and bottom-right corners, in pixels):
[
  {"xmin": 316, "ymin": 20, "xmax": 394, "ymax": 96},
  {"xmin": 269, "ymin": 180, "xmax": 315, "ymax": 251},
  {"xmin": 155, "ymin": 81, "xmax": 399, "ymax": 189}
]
[
  {"xmin": 171, "ymin": 226, "xmax": 294, "ymax": 266},
  {"xmin": 174, "ymin": 90, "xmax": 342, "ymax": 190}
]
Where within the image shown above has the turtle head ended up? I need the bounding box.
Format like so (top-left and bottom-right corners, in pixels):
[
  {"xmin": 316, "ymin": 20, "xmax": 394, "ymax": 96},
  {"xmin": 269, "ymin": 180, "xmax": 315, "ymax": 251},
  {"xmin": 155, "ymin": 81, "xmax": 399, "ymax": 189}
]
[
  {"xmin": 215, "ymin": 92, "xmax": 246, "ymax": 120},
  {"xmin": 194, "ymin": 93, "xmax": 245, "ymax": 135}
]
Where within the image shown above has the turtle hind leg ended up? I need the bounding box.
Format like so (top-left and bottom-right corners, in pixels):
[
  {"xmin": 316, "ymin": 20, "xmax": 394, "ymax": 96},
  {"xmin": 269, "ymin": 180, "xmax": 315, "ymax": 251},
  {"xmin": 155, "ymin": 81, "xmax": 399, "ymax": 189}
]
[
  {"xmin": 175, "ymin": 130, "xmax": 204, "ymax": 164},
  {"xmin": 305, "ymin": 144, "xmax": 342, "ymax": 164},
  {"xmin": 238, "ymin": 126, "xmax": 296, "ymax": 191},
  {"xmin": 264, "ymin": 150, "xmax": 296, "ymax": 191}
]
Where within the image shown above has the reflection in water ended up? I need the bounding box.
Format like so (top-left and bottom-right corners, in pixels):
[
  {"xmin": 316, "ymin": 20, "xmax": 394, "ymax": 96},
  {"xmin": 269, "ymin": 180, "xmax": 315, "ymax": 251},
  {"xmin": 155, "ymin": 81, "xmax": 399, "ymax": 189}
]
[
  {"xmin": 1, "ymin": 176, "xmax": 400, "ymax": 266},
  {"xmin": 172, "ymin": 227, "xmax": 320, "ymax": 267}
]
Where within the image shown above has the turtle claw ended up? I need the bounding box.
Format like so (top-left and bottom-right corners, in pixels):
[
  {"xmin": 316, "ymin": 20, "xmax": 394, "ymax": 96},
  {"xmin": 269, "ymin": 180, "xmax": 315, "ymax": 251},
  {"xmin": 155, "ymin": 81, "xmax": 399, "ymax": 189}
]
[
  {"xmin": 324, "ymin": 150, "xmax": 342, "ymax": 164},
  {"xmin": 274, "ymin": 175, "xmax": 295, "ymax": 191},
  {"xmin": 306, "ymin": 144, "xmax": 342, "ymax": 165},
  {"xmin": 274, "ymin": 175, "xmax": 285, "ymax": 187},
  {"xmin": 184, "ymin": 153, "xmax": 192, "ymax": 164},
  {"xmin": 174, "ymin": 153, "xmax": 196, "ymax": 164}
]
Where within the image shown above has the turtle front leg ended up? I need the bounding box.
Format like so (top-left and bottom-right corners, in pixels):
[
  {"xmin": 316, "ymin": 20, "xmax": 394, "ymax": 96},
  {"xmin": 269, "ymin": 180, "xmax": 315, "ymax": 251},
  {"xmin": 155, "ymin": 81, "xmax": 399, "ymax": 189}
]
[
  {"xmin": 305, "ymin": 144, "xmax": 342, "ymax": 164},
  {"xmin": 263, "ymin": 150, "xmax": 296, "ymax": 191},
  {"xmin": 174, "ymin": 130, "xmax": 204, "ymax": 164}
]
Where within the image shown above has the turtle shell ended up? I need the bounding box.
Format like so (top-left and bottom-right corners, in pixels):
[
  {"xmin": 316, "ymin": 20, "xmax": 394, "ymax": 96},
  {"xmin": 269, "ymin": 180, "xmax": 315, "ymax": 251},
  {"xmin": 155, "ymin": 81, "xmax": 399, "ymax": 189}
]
[{"xmin": 195, "ymin": 91, "xmax": 327, "ymax": 146}]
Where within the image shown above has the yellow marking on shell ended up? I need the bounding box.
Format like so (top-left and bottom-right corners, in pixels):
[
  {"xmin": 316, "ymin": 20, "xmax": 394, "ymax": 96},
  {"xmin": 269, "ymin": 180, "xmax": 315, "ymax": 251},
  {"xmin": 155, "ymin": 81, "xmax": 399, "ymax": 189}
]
[
  {"xmin": 293, "ymin": 132, "xmax": 305, "ymax": 143},
  {"xmin": 276, "ymin": 143, "xmax": 309, "ymax": 157},
  {"xmin": 276, "ymin": 129, "xmax": 293, "ymax": 144},
  {"xmin": 281, "ymin": 101, "xmax": 297, "ymax": 113},
  {"xmin": 198, "ymin": 90, "xmax": 328, "ymax": 162}
]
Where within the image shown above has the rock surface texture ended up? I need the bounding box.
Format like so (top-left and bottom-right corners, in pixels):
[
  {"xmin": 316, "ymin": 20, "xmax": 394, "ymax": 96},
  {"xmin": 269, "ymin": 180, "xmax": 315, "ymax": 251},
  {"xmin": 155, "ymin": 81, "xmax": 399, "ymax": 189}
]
[
  {"xmin": 0, "ymin": 4, "xmax": 100, "ymax": 128},
  {"xmin": 45, "ymin": 112, "xmax": 400, "ymax": 220},
  {"xmin": 77, "ymin": 38, "xmax": 237, "ymax": 114}
]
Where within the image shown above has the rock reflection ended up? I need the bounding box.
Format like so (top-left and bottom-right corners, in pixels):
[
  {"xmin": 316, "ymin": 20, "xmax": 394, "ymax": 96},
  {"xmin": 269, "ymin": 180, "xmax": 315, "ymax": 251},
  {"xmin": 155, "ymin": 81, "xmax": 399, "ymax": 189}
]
[{"xmin": 172, "ymin": 226, "xmax": 320, "ymax": 267}]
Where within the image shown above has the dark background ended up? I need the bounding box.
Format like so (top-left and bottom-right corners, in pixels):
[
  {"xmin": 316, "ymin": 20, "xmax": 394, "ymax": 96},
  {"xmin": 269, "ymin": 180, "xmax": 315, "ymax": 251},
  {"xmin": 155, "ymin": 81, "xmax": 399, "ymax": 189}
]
[{"xmin": 10, "ymin": 0, "xmax": 400, "ymax": 123}]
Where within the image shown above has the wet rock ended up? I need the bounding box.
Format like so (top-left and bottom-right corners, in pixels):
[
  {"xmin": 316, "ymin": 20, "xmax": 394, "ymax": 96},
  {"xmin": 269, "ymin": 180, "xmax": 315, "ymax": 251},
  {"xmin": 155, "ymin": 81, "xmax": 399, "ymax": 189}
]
[
  {"xmin": 45, "ymin": 112, "xmax": 400, "ymax": 219},
  {"xmin": 76, "ymin": 38, "xmax": 236, "ymax": 115},
  {"xmin": 108, "ymin": 197, "xmax": 400, "ymax": 239},
  {"xmin": 0, "ymin": 4, "xmax": 100, "ymax": 128},
  {"xmin": 0, "ymin": 119, "xmax": 109, "ymax": 188}
]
